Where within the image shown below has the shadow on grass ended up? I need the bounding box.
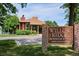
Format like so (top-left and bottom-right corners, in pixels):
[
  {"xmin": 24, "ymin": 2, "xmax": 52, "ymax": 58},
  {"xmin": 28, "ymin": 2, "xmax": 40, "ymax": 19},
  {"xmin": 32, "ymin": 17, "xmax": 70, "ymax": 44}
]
[{"xmin": 0, "ymin": 40, "xmax": 79, "ymax": 56}]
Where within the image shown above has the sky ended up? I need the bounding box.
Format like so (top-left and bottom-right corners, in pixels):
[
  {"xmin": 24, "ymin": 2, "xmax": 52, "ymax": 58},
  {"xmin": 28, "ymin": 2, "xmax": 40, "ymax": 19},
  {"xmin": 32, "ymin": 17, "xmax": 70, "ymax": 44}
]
[{"xmin": 14, "ymin": 3, "xmax": 68, "ymax": 26}]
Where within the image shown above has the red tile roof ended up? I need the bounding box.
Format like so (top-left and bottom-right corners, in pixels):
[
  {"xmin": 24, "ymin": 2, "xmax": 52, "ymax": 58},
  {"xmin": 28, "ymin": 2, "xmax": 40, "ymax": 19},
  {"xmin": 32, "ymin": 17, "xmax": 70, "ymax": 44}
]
[
  {"xmin": 29, "ymin": 17, "xmax": 45, "ymax": 25},
  {"xmin": 20, "ymin": 16, "xmax": 45, "ymax": 25}
]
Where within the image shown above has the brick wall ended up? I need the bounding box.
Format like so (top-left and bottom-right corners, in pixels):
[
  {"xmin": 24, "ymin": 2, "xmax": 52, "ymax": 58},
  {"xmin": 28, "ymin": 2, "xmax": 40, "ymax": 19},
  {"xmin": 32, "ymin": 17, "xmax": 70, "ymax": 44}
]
[
  {"xmin": 42, "ymin": 25, "xmax": 48, "ymax": 52},
  {"xmin": 74, "ymin": 24, "xmax": 79, "ymax": 51},
  {"xmin": 42, "ymin": 24, "xmax": 79, "ymax": 52},
  {"xmin": 48, "ymin": 26, "xmax": 73, "ymax": 44},
  {"xmin": 42, "ymin": 25, "xmax": 73, "ymax": 45}
]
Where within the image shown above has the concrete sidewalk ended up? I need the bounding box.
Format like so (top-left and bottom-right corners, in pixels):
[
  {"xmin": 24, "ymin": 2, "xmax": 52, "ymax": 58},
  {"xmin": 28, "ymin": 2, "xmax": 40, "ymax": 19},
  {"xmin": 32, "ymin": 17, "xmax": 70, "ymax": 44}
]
[
  {"xmin": 0, "ymin": 34, "xmax": 42, "ymax": 45},
  {"xmin": 0, "ymin": 34, "xmax": 42, "ymax": 40}
]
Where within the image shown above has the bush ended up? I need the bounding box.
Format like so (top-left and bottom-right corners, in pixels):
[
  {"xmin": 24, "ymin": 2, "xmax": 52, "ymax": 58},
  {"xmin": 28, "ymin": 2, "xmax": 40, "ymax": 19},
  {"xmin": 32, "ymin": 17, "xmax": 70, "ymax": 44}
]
[
  {"xmin": 16, "ymin": 29, "xmax": 32, "ymax": 35},
  {"xmin": 16, "ymin": 30, "xmax": 23, "ymax": 35},
  {"xmin": 25, "ymin": 30, "xmax": 32, "ymax": 35}
]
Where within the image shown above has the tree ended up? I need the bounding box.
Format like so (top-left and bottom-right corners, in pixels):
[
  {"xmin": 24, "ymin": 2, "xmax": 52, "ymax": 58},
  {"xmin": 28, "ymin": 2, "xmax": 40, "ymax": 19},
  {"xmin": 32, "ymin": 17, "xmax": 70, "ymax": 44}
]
[
  {"xmin": 0, "ymin": 3, "xmax": 27, "ymax": 27},
  {"xmin": 61, "ymin": 4, "xmax": 79, "ymax": 51},
  {"xmin": 75, "ymin": 15, "xmax": 79, "ymax": 24},
  {"xmin": 52, "ymin": 21, "xmax": 58, "ymax": 27},
  {"xmin": 20, "ymin": 3, "xmax": 27, "ymax": 8},
  {"xmin": 74, "ymin": 6, "xmax": 79, "ymax": 24},
  {"xmin": 3, "ymin": 15, "xmax": 19, "ymax": 34},
  {"xmin": 0, "ymin": 3, "xmax": 17, "ymax": 26},
  {"xmin": 0, "ymin": 3, "xmax": 27, "ymax": 33},
  {"xmin": 61, "ymin": 3, "xmax": 77, "ymax": 26},
  {"xmin": 45, "ymin": 20, "xmax": 58, "ymax": 27}
]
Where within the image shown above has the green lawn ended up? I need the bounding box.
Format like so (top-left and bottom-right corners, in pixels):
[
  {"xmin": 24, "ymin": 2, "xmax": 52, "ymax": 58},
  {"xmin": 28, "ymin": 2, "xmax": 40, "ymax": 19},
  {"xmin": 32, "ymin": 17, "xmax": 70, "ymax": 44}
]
[{"xmin": 0, "ymin": 40, "xmax": 79, "ymax": 56}]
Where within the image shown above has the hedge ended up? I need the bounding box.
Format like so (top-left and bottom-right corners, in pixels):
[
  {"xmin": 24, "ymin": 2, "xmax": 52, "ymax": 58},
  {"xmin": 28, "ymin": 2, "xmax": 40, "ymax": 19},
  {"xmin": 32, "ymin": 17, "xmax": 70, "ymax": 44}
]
[{"xmin": 16, "ymin": 30, "xmax": 32, "ymax": 35}]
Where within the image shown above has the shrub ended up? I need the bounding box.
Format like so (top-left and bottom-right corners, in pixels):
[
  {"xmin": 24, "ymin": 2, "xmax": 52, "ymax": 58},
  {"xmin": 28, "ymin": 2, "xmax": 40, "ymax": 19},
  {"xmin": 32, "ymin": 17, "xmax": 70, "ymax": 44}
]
[
  {"xmin": 16, "ymin": 30, "xmax": 22, "ymax": 35},
  {"xmin": 16, "ymin": 29, "xmax": 32, "ymax": 35},
  {"xmin": 25, "ymin": 30, "xmax": 32, "ymax": 35}
]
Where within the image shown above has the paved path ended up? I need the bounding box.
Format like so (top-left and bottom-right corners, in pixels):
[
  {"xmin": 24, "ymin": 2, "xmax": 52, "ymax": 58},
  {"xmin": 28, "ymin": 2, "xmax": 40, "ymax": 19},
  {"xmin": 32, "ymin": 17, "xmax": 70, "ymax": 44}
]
[{"xmin": 0, "ymin": 34, "xmax": 42, "ymax": 45}]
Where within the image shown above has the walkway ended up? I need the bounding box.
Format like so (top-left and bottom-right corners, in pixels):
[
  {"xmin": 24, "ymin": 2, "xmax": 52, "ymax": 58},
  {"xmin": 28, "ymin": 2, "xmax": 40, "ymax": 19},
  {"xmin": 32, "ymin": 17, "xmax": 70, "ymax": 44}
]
[{"xmin": 0, "ymin": 34, "xmax": 42, "ymax": 45}]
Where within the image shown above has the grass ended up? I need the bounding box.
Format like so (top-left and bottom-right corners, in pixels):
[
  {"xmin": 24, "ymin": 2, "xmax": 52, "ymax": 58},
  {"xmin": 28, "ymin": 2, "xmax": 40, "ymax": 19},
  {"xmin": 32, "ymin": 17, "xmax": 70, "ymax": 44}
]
[{"xmin": 0, "ymin": 40, "xmax": 79, "ymax": 56}]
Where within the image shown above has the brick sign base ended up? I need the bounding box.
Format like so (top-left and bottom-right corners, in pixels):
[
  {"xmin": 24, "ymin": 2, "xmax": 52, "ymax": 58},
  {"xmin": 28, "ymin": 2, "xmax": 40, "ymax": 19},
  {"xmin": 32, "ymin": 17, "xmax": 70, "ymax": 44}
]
[
  {"xmin": 42, "ymin": 25, "xmax": 73, "ymax": 44},
  {"xmin": 42, "ymin": 24, "xmax": 79, "ymax": 52},
  {"xmin": 48, "ymin": 26, "xmax": 73, "ymax": 44},
  {"xmin": 74, "ymin": 24, "xmax": 79, "ymax": 52},
  {"xmin": 42, "ymin": 25, "xmax": 48, "ymax": 53}
]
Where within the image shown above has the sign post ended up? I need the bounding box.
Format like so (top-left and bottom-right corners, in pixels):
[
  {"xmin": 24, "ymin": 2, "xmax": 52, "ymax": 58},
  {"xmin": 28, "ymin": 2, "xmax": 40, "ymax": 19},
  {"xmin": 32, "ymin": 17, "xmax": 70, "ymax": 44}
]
[
  {"xmin": 74, "ymin": 24, "xmax": 79, "ymax": 52},
  {"xmin": 42, "ymin": 25, "xmax": 48, "ymax": 53}
]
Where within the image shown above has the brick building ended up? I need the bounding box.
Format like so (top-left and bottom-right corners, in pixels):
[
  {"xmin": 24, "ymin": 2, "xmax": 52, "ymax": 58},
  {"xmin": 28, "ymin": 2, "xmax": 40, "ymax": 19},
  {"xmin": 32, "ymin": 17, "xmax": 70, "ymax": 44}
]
[{"xmin": 17, "ymin": 15, "xmax": 45, "ymax": 33}]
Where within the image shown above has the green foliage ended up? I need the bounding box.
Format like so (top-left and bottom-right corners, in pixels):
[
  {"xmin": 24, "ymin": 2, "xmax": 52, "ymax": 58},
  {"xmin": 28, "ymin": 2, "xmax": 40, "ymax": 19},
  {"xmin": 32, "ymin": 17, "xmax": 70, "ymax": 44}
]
[
  {"xmin": 20, "ymin": 3, "xmax": 27, "ymax": 8},
  {"xmin": 0, "ymin": 3, "xmax": 17, "ymax": 14},
  {"xmin": 16, "ymin": 30, "xmax": 32, "ymax": 35},
  {"xmin": 0, "ymin": 40, "xmax": 16, "ymax": 48},
  {"xmin": 16, "ymin": 30, "xmax": 24, "ymax": 35},
  {"xmin": 26, "ymin": 22, "xmax": 30, "ymax": 30},
  {"xmin": 45, "ymin": 20, "xmax": 58, "ymax": 27},
  {"xmin": 0, "ymin": 3, "xmax": 27, "ymax": 28},
  {"xmin": 3, "ymin": 15, "xmax": 19, "ymax": 33},
  {"xmin": 61, "ymin": 3, "xmax": 79, "ymax": 26},
  {"xmin": 75, "ymin": 15, "xmax": 79, "ymax": 24},
  {"xmin": 0, "ymin": 3, "xmax": 17, "ymax": 27},
  {"xmin": 74, "ymin": 8, "xmax": 79, "ymax": 24},
  {"xmin": 25, "ymin": 30, "xmax": 32, "ymax": 35},
  {"xmin": 0, "ymin": 3, "xmax": 27, "ymax": 34},
  {"xmin": 75, "ymin": 17, "xmax": 79, "ymax": 24},
  {"xmin": 52, "ymin": 21, "xmax": 58, "ymax": 27}
]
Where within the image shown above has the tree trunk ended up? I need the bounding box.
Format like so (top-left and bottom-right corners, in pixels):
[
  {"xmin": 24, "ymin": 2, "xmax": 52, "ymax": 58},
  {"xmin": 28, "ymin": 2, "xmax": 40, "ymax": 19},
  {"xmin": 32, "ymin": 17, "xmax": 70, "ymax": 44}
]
[
  {"xmin": 69, "ymin": 3, "xmax": 78, "ymax": 50},
  {"xmin": 69, "ymin": 3, "xmax": 75, "ymax": 26},
  {"xmin": 8, "ymin": 29, "xmax": 9, "ymax": 34}
]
